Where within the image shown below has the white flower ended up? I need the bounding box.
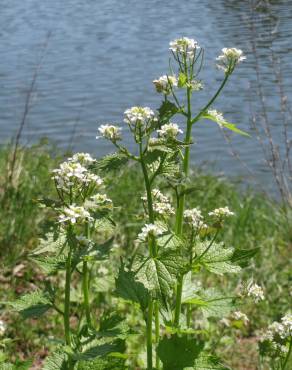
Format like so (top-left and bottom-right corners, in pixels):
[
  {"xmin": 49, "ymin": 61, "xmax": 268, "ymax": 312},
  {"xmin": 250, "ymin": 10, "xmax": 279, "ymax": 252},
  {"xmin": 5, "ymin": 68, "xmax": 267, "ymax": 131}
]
[
  {"xmin": 138, "ymin": 223, "xmax": 164, "ymax": 242},
  {"xmin": 59, "ymin": 205, "xmax": 93, "ymax": 224},
  {"xmin": 208, "ymin": 207, "xmax": 234, "ymax": 218},
  {"xmin": 85, "ymin": 193, "xmax": 113, "ymax": 211},
  {"xmin": 97, "ymin": 124, "xmax": 122, "ymax": 141},
  {"xmin": 281, "ymin": 313, "xmax": 292, "ymax": 334},
  {"xmin": 260, "ymin": 315, "xmax": 292, "ymax": 342},
  {"xmin": 207, "ymin": 109, "xmax": 225, "ymax": 127},
  {"xmin": 124, "ymin": 106, "xmax": 156, "ymax": 127},
  {"xmin": 247, "ymin": 282, "xmax": 265, "ymax": 302},
  {"xmin": 169, "ymin": 37, "xmax": 200, "ymax": 59},
  {"xmin": 83, "ymin": 173, "xmax": 103, "ymax": 187},
  {"xmin": 157, "ymin": 123, "xmax": 183, "ymax": 139},
  {"xmin": 98, "ymin": 265, "xmax": 109, "ymax": 275},
  {"xmin": 142, "ymin": 189, "xmax": 174, "ymax": 217},
  {"xmin": 0, "ymin": 320, "xmax": 6, "ymax": 336},
  {"xmin": 68, "ymin": 153, "xmax": 95, "ymax": 166},
  {"xmin": 231, "ymin": 311, "xmax": 249, "ymax": 325},
  {"xmin": 184, "ymin": 208, "xmax": 207, "ymax": 229},
  {"xmin": 153, "ymin": 75, "xmax": 178, "ymax": 95},
  {"xmin": 52, "ymin": 161, "xmax": 88, "ymax": 190},
  {"xmin": 216, "ymin": 48, "xmax": 246, "ymax": 73},
  {"xmin": 91, "ymin": 193, "xmax": 112, "ymax": 205}
]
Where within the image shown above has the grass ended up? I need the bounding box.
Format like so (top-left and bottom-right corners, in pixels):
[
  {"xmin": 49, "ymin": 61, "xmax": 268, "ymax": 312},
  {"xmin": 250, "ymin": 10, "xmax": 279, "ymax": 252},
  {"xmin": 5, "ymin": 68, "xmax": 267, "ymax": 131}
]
[{"xmin": 0, "ymin": 142, "xmax": 291, "ymax": 368}]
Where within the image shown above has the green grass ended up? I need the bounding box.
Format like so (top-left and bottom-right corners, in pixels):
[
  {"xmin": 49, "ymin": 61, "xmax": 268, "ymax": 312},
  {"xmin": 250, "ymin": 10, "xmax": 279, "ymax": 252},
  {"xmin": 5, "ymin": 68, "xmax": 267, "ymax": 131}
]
[{"xmin": 0, "ymin": 142, "xmax": 291, "ymax": 369}]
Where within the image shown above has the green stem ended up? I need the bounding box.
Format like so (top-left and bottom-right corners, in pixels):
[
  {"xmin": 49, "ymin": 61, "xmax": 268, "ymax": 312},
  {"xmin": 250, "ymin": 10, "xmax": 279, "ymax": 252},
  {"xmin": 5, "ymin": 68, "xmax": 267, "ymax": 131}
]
[
  {"xmin": 64, "ymin": 246, "xmax": 72, "ymax": 346},
  {"xmin": 147, "ymin": 298, "xmax": 154, "ymax": 370},
  {"xmin": 155, "ymin": 301, "xmax": 160, "ymax": 369},
  {"xmin": 82, "ymin": 223, "xmax": 91, "ymax": 327},
  {"xmin": 282, "ymin": 339, "xmax": 292, "ymax": 370}
]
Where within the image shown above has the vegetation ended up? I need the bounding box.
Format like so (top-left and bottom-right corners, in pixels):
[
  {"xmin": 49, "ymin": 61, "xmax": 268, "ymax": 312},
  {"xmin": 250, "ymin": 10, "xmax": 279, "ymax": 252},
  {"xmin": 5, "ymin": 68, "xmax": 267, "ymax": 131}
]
[{"xmin": 0, "ymin": 38, "xmax": 291, "ymax": 370}]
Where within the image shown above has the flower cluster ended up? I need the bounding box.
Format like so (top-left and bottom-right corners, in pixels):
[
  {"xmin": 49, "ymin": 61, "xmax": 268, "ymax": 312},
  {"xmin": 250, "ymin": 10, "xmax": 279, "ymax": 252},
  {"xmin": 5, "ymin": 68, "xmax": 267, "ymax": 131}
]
[
  {"xmin": 157, "ymin": 123, "xmax": 183, "ymax": 140},
  {"xmin": 153, "ymin": 75, "xmax": 178, "ymax": 95},
  {"xmin": 220, "ymin": 311, "xmax": 249, "ymax": 327},
  {"xmin": 52, "ymin": 154, "xmax": 103, "ymax": 192},
  {"xmin": 216, "ymin": 48, "xmax": 246, "ymax": 73},
  {"xmin": 246, "ymin": 282, "xmax": 265, "ymax": 302},
  {"xmin": 207, "ymin": 109, "xmax": 225, "ymax": 126},
  {"xmin": 142, "ymin": 189, "xmax": 174, "ymax": 217},
  {"xmin": 137, "ymin": 223, "xmax": 164, "ymax": 242},
  {"xmin": 0, "ymin": 319, "xmax": 6, "ymax": 336},
  {"xmin": 58, "ymin": 205, "xmax": 93, "ymax": 225},
  {"xmin": 124, "ymin": 106, "xmax": 156, "ymax": 127},
  {"xmin": 184, "ymin": 208, "xmax": 207, "ymax": 229},
  {"xmin": 97, "ymin": 124, "xmax": 122, "ymax": 142},
  {"xmin": 169, "ymin": 37, "xmax": 200, "ymax": 59},
  {"xmin": 208, "ymin": 207, "xmax": 234, "ymax": 219},
  {"xmin": 85, "ymin": 193, "xmax": 113, "ymax": 211}
]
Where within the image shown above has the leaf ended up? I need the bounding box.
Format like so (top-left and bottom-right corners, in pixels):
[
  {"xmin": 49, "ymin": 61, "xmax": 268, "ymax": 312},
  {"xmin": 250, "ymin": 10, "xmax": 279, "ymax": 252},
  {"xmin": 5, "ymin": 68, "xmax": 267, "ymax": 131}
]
[
  {"xmin": 158, "ymin": 101, "xmax": 179, "ymax": 122},
  {"xmin": 181, "ymin": 272, "xmax": 201, "ymax": 303},
  {"xmin": 72, "ymin": 339, "xmax": 125, "ymax": 361},
  {"xmin": 77, "ymin": 357, "xmax": 126, "ymax": 370},
  {"xmin": 31, "ymin": 255, "xmax": 66, "ymax": 274},
  {"xmin": 178, "ymin": 72, "xmax": 187, "ymax": 88},
  {"xmin": 193, "ymin": 353, "xmax": 230, "ymax": 369},
  {"xmin": 231, "ymin": 248, "xmax": 259, "ymax": 267},
  {"xmin": 95, "ymin": 152, "xmax": 129, "ymax": 172},
  {"xmin": 8, "ymin": 290, "xmax": 52, "ymax": 319},
  {"xmin": 185, "ymin": 288, "xmax": 235, "ymax": 318},
  {"xmin": 194, "ymin": 241, "xmax": 241, "ymax": 275},
  {"xmin": 42, "ymin": 350, "xmax": 67, "ymax": 370},
  {"xmin": 98, "ymin": 312, "xmax": 130, "ymax": 339},
  {"xmin": 157, "ymin": 334, "xmax": 204, "ymax": 370},
  {"xmin": 32, "ymin": 232, "xmax": 66, "ymax": 256},
  {"xmin": 202, "ymin": 113, "xmax": 249, "ymax": 137},
  {"xmin": 115, "ymin": 264, "xmax": 149, "ymax": 311}
]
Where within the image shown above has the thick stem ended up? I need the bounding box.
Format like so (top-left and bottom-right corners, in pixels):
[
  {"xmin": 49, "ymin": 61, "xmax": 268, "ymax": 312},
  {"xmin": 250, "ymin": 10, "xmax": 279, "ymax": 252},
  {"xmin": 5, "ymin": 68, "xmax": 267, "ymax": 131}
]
[
  {"xmin": 155, "ymin": 301, "xmax": 160, "ymax": 369},
  {"xmin": 82, "ymin": 260, "xmax": 91, "ymax": 327},
  {"xmin": 146, "ymin": 298, "xmax": 154, "ymax": 370},
  {"xmin": 64, "ymin": 246, "xmax": 72, "ymax": 346}
]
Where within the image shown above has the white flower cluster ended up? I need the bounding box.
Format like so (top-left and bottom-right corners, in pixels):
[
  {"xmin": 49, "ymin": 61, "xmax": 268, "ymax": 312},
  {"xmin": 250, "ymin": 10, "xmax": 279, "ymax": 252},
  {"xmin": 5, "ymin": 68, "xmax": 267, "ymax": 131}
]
[
  {"xmin": 59, "ymin": 205, "xmax": 93, "ymax": 225},
  {"xmin": 216, "ymin": 48, "xmax": 246, "ymax": 72},
  {"xmin": 85, "ymin": 193, "xmax": 113, "ymax": 211},
  {"xmin": 0, "ymin": 319, "xmax": 6, "ymax": 336},
  {"xmin": 137, "ymin": 223, "xmax": 164, "ymax": 242},
  {"xmin": 207, "ymin": 109, "xmax": 225, "ymax": 126},
  {"xmin": 246, "ymin": 282, "xmax": 265, "ymax": 302},
  {"xmin": 260, "ymin": 313, "xmax": 292, "ymax": 342},
  {"xmin": 142, "ymin": 189, "xmax": 174, "ymax": 217},
  {"xmin": 124, "ymin": 106, "xmax": 156, "ymax": 127},
  {"xmin": 220, "ymin": 311, "xmax": 249, "ymax": 327},
  {"xmin": 208, "ymin": 207, "xmax": 234, "ymax": 219},
  {"xmin": 184, "ymin": 208, "xmax": 207, "ymax": 229},
  {"xmin": 97, "ymin": 124, "xmax": 122, "ymax": 141},
  {"xmin": 52, "ymin": 155, "xmax": 103, "ymax": 191},
  {"xmin": 153, "ymin": 75, "xmax": 178, "ymax": 95},
  {"xmin": 169, "ymin": 37, "xmax": 200, "ymax": 59},
  {"xmin": 157, "ymin": 123, "xmax": 183, "ymax": 140}
]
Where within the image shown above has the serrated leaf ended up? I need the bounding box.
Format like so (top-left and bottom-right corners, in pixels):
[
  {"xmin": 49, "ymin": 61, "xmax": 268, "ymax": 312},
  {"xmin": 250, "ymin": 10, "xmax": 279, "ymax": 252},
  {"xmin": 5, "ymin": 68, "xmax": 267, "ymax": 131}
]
[
  {"xmin": 98, "ymin": 313, "xmax": 129, "ymax": 339},
  {"xmin": 8, "ymin": 290, "xmax": 52, "ymax": 319},
  {"xmin": 182, "ymin": 272, "xmax": 201, "ymax": 303},
  {"xmin": 42, "ymin": 350, "xmax": 67, "ymax": 370},
  {"xmin": 32, "ymin": 232, "xmax": 66, "ymax": 256},
  {"xmin": 193, "ymin": 353, "xmax": 230, "ymax": 369},
  {"xmin": 194, "ymin": 242, "xmax": 241, "ymax": 275},
  {"xmin": 231, "ymin": 248, "xmax": 259, "ymax": 267},
  {"xmin": 31, "ymin": 255, "xmax": 66, "ymax": 274},
  {"xmin": 185, "ymin": 288, "xmax": 235, "ymax": 318},
  {"xmin": 158, "ymin": 101, "xmax": 179, "ymax": 122},
  {"xmin": 95, "ymin": 152, "xmax": 129, "ymax": 172},
  {"xmin": 77, "ymin": 357, "xmax": 125, "ymax": 370},
  {"xmin": 72, "ymin": 339, "xmax": 125, "ymax": 361},
  {"xmin": 157, "ymin": 334, "xmax": 204, "ymax": 370},
  {"xmin": 115, "ymin": 264, "xmax": 149, "ymax": 311},
  {"xmin": 202, "ymin": 113, "xmax": 249, "ymax": 137}
]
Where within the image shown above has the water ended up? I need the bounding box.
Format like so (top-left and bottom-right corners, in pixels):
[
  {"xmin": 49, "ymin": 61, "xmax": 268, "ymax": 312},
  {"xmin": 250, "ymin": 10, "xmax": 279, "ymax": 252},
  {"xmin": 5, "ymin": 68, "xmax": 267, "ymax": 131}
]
[{"xmin": 1, "ymin": 0, "xmax": 292, "ymax": 192}]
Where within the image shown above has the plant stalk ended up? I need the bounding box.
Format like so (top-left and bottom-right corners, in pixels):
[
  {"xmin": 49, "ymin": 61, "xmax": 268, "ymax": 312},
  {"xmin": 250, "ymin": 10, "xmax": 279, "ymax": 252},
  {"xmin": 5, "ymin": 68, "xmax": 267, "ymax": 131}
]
[
  {"xmin": 82, "ymin": 223, "xmax": 91, "ymax": 327},
  {"xmin": 64, "ymin": 246, "xmax": 72, "ymax": 346}
]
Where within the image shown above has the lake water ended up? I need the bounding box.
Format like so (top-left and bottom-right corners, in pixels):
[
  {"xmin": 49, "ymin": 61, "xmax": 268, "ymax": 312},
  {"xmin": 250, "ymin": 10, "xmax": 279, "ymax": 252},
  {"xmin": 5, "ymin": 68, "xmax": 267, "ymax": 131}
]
[{"xmin": 1, "ymin": 0, "xmax": 292, "ymax": 192}]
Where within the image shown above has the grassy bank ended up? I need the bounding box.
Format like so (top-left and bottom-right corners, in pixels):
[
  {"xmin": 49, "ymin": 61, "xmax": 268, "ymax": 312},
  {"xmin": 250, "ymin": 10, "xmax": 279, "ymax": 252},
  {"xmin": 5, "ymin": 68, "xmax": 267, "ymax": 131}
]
[{"xmin": 0, "ymin": 142, "xmax": 291, "ymax": 369}]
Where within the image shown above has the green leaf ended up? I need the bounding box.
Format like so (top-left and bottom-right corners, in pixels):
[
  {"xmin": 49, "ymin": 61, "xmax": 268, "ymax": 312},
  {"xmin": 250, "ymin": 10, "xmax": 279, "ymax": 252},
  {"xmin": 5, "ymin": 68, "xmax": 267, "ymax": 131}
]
[
  {"xmin": 8, "ymin": 290, "xmax": 52, "ymax": 319},
  {"xmin": 72, "ymin": 339, "xmax": 125, "ymax": 361},
  {"xmin": 98, "ymin": 312, "xmax": 130, "ymax": 339},
  {"xmin": 157, "ymin": 334, "xmax": 204, "ymax": 370},
  {"xmin": 31, "ymin": 255, "xmax": 66, "ymax": 274},
  {"xmin": 231, "ymin": 248, "xmax": 259, "ymax": 267},
  {"xmin": 95, "ymin": 152, "xmax": 129, "ymax": 172},
  {"xmin": 178, "ymin": 72, "xmax": 187, "ymax": 88},
  {"xmin": 182, "ymin": 272, "xmax": 201, "ymax": 303},
  {"xmin": 158, "ymin": 101, "xmax": 179, "ymax": 122},
  {"xmin": 77, "ymin": 357, "xmax": 126, "ymax": 370},
  {"xmin": 185, "ymin": 288, "xmax": 235, "ymax": 318},
  {"xmin": 202, "ymin": 113, "xmax": 249, "ymax": 137},
  {"xmin": 32, "ymin": 232, "xmax": 66, "ymax": 256},
  {"xmin": 193, "ymin": 353, "xmax": 230, "ymax": 369},
  {"xmin": 115, "ymin": 263, "xmax": 149, "ymax": 311},
  {"xmin": 194, "ymin": 241, "xmax": 241, "ymax": 275},
  {"xmin": 42, "ymin": 350, "xmax": 67, "ymax": 370}
]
